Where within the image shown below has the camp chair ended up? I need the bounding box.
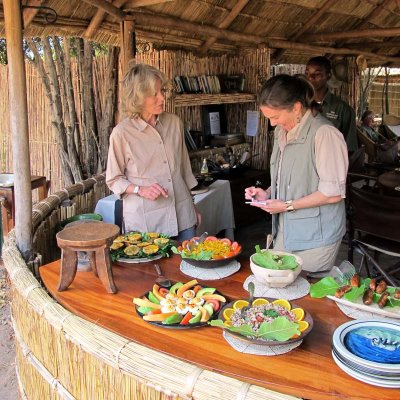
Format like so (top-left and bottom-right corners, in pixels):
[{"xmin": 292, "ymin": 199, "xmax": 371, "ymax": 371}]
[
  {"xmin": 347, "ymin": 182, "xmax": 400, "ymax": 286},
  {"xmin": 382, "ymin": 114, "xmax": 400, "ymax": 140},
  {"xmin": 356, "ymin": 127, "xmax": 378, "ymax": 162}
]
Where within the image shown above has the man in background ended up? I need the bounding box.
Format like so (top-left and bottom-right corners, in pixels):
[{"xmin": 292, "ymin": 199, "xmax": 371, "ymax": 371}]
[{"xmin": 305, "ymin": 56, "xmax": 358, "ymax": 152}]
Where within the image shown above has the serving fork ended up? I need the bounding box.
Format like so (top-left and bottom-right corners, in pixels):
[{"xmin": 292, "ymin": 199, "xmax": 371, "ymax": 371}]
[{"xmin": 153, "ymin": 264, "xmax": 172, "ymax": 287}]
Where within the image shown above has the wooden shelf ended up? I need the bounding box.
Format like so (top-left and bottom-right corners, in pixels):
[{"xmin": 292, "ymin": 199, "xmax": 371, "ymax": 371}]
[{"xmin": 173, "ymin": 93, "xmax": 256, "ymax": 107}]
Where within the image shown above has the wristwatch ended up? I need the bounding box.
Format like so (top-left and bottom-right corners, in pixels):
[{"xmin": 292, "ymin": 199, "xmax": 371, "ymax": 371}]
[
  {"xmin": 284, "ymin": 200, "xmax": 295, "ymax": 212},
  {"xmin": 133, "ymin": 185, "xmax": 140, "ymax": 195}
]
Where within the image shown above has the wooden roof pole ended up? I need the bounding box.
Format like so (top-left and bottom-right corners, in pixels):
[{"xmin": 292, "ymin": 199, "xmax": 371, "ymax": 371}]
[
  {"xmin": 302, "ymin": 27, "xmax": 400, "ymax": 42},
  {"xmin": 197, "ymin": 0, "xmax": 250, "ymax": 56},
  {"xmin": 84, "ymin": 0, "xmax": 127, "ymax": 39},
  {"xmin": 120, "ymin": 17, "xmax": 136, "ymax": 77},
  {"xmin": 273, "ymin": 0, "xmax": 335, "ymax": 63},
  {"xmin": 3, "ymin": 0, "xmax": 33, "ymax": 260},
  {"xmin": 23, "ymin": 0, "xmax": 45, "ymax": 28}
]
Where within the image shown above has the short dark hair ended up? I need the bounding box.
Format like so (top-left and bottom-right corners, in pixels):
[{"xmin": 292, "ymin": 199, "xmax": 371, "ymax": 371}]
[
  {"xmin": 258, "ymin": 74, "xmax": 315, "ymax": 111},
  {"xmin": 307, "ymin": 56, "xmax": 332, "ymax": 74},
  {"xmin": 361, "ymin": 110, "xmax": 374, "ymax": 123}
]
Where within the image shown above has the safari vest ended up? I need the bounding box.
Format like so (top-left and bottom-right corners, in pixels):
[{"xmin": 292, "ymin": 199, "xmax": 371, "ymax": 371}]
[{"xmin": 270, "ymin": 113, "xmax": 346, "ymax": 251}]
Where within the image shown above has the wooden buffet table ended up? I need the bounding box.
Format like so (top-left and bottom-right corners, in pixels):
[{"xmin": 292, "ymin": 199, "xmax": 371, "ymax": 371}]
[{"xmin": 39, "ymin": 255, "xmax": 397, "ymax": 400}]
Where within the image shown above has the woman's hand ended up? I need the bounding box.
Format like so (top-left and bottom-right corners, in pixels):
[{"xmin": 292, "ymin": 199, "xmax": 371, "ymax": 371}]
[
  {"xmin": 194, "ymin": 206, "xmax": 201, "ymax": 227},
  {"xmin": 250, "ymin": 199, "xmax": 287, "ymax": 214},
  {"xmin": 129, "ymin": 183, "xmax": 168, "ymax": 201},
  {"xmin": 244, "ymin": 186, "xmax": 269, "ymax": 202}
]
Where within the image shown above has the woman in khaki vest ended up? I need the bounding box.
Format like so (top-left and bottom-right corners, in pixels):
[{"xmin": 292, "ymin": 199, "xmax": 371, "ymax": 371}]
[{"xmin": 245, "ymin": 74, "xmax": 348, "ymax": 272}]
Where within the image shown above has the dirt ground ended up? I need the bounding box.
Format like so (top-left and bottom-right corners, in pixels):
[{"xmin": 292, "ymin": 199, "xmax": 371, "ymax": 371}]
[{"xmin": 0, "ymin": 263, "xmax": 18, "ymax": 400}]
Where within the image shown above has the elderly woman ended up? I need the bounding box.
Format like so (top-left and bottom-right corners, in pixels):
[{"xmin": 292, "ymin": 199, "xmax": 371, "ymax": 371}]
[
  {"xmin": 245, "ymin": 74, "xmax": 348, "ymax": 272},
  {"xmin": 106, "ymin": 63, "xmax": 199, "ymax": 241},
  {"xmin": 361, "ymin": 110, "xmax": 398, "ymax": 163}
]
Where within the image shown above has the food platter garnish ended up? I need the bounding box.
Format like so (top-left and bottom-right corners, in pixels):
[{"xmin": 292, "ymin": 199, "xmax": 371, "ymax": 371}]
[{"xmin": 110, "ymin": 231, "xmax": 173, "ymax": 261}]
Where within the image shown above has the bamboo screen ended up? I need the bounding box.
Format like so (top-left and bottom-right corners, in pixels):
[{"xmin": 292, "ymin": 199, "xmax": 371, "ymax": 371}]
[
  {"xmin": 0, "ymin": 48, "xmax": 271, "ymax": 197},
  {"xmin": 368, "ymin": 81, "xmax": 400, "ymax": 117}
]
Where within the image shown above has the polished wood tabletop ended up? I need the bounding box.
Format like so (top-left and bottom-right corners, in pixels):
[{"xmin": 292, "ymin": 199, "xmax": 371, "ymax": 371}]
[{"xmin": 40, "ymin": 255, "xmax": 397, "ymax": 400}]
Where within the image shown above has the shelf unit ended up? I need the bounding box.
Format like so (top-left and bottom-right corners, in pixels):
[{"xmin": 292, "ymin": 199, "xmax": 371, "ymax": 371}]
[{"xmin": 172, "ymin": 93, "xmax": 256, "ymax": 107}]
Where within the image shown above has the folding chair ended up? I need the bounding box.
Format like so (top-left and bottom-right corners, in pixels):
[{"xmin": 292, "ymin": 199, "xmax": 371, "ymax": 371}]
[{"xmin": 347, "ymin": 183, "xmax": 400, "ymax": 286}]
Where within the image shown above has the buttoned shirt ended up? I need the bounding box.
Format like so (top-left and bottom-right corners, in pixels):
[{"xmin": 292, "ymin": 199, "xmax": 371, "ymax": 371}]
[
  {"xmin": 106, "ymin": 112, "xmax": 197, "ymax": 236},
  {"xmin": 276, "ymin": 110, "xmax": 348, "ymax": 198},
  {"xmin": 321, "ymin": 91, "xmax": 358, "ymax": 152}
]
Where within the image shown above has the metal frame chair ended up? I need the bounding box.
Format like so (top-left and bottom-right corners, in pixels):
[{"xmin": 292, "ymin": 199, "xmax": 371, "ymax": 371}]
[{"xmin": 347, "ymin": 182, "xmax": 400, "ymax": 286}]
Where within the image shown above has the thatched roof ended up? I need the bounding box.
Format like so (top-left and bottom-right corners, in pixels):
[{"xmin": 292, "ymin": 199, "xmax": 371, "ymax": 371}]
[{"xmin": 1, "ymin": 0, "xmax": 400, "ymax": 65}]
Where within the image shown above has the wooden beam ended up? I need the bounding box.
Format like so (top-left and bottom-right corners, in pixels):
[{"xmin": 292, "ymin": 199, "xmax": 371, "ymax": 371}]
[
  {"xmin": 3, "ymin": 0, "xmax": 33, "ymax": 259},
  {"xmin": 302, "ymin": 27, "xmax": 400, "ymax": 42},
  {"xmin": 120, "ymin": 18, "xmax": 135, "ymax": 76},
  {"xmin": 197, "ymin": 0, "xmax": 249, "ymax": 56},
  {"xmin": 84, "ymin": 0, "xmax": 127, "ymax": 39},
  {"xmin": 131, "ymin": 12, "xmax": 263, "ymax": 44},
  {"xmin": 357, "ymin": 0, "xmax": 393, "ymax": 30},
  {"xmin": 82, "ymin": 0, "xmax": 126, "ymax": 21},
  {"xmin": 23, "ymin": 0, "xmax": 45, "ymax": 28},
  {"xmin": 124, "ymin": 0, "xmax": 175, "ymax": 6},
  {"xmin": 267, "ymin": 39, "xmax": 400, "ymax": 63},
  {"xmin": 273, "ymin": 0, "xmax": 335, "ymax": 63}
]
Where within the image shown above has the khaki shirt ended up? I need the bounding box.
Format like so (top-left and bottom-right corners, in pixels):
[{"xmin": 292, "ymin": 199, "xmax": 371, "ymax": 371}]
[
  {"xmin": 106, "ymin": 112, "xmax": 197, "ymax": 236},
  {"xmin": 276, "ymin": 110, "xmax": 348, "ymax": 198}
]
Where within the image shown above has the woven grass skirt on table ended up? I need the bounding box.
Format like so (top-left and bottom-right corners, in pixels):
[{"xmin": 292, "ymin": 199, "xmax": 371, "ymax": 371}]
[{"xmin": 3, "ymin": 234, "xmax": 300, "ymax": 400}]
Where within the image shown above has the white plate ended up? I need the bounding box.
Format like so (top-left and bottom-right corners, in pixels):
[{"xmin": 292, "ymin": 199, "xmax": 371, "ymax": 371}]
[
  {"xmin": 332, "ymin": 351, "xmax": 400, "ymax": 388},
  {"xmin": 327, "ymin": 295, "xmax": 400, "ymax": 319},
  {"xmin": 118, "ymin": 254, "xmax": 163, "ymax": 264},
  {"xmin": 332, "ymin": 319, "xmax": 400, "ymax": 373}
]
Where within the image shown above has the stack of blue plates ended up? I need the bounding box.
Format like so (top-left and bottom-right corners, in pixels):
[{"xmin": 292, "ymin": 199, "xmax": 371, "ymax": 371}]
[{"xmin": 332, "ymin": 319, "xmax": 400, "ymax": 388}]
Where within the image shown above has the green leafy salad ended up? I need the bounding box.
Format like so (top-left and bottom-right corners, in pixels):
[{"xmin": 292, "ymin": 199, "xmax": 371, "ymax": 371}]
[{"xmin": 252, "ymin": 245, "xmax": 298, "ymax": 270}]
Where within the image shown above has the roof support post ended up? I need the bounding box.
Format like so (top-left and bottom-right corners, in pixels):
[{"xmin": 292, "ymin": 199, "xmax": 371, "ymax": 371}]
[
  {"xmin": 3, "ymin": 0, "xmax": 33, "ymax": 260},
  {"xmin": 120, "ymin": 17, "xmax": 136, "ymax": 77}
]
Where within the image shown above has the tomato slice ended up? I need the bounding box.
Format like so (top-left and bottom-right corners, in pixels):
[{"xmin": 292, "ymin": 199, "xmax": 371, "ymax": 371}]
[
  {"xmin": 180, "ymin": 312, "xmax": 193, "ymax": 325},
  {"xmin": 231, "ymin": 241, "xmax": 239, "ymax": 251},
  {"xmin": 212, "ymin": 255, "xmax": 224, "ymax": 260},
  {"xmin": 224, "ymin": 251, "xmax": 235, "ymax": 258},
  {"xmin": 159, "ymin": 288, "xmax": 169, "ymax": 297},
  {"xmin": 181, "ymin": 240, "xmax": 189, "ymax": 250},
  {"xmin": 220, "ymin": 238, "xmax": 232, "ymax": 246},
  {"xmin": 206, "ymin": 299, "xmax": 220, "ymax": 312},
  {"xmin": 190, "ymin": 236, "xmax": 199, "ymax": 243},
  {"xmin": 233, "ymin": 245, "xmax": 242, "ymax": 255},
  {"xmin": 193, "ymin": 285, "xmax": 202, "ymax": 294},
  {"xmin": 204, "ymin": 236, "xmax": 218, "ymax": 242},
  {"xmin": 146, "ymin": 309, "xmax": 162, "ymax": 315}
]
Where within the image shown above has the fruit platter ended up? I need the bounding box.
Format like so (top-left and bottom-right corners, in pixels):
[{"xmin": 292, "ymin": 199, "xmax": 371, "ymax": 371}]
[
  {"xmin": 310, "ymin": 275, "xmax": 400, "ymax": 319},
  {"xmin": 211, "ymin": 297, "xmax": 313, "ymax": 345},
  {"xmin": 110, "ymin": 231, "xmax": 173, "ymax": 262},
  {"xmin": 133, "ymin": 279, "xmax": 227, "ymax": 328},
  {"xmin": 172, "ymin": 236, "xmax": 242, "ymax": 268}
]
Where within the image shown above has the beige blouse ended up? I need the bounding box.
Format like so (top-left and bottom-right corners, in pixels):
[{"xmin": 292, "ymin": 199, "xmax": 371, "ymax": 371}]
[
  {"xmin": 106, "ymin": 112, "xmax": 198, "ymax": 236},
  {"xmin": 276, "ymin": 110, "xmax": 348, "ymax": 198}
]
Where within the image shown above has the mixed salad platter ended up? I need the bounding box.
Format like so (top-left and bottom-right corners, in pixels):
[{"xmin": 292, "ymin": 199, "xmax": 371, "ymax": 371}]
[
  {"xmin": 211, "ymin": 297, "xmax": 312, "ymax": 345},
  {"xmin": 310, "ymin": 275, "xmax": 400, "ymax": 319},
  {"xmin": 133, "ymin": 279, "xmax": 227, "ymax": 328},
  {"xmin": 110, "ymin": 231, "xmax": 173, "ymax": 262},
  {"xmin": 172, "ymin": 236, "xmax": 242, "ymax": 267}
]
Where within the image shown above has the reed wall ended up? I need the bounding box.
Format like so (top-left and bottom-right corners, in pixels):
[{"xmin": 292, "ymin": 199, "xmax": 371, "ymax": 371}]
[{"xmin": 0, "ymin": 48, "xmax": 271, "ymax": 197}]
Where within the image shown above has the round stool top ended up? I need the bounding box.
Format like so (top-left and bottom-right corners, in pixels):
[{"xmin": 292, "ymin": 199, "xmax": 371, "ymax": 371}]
[{"xmin": 56, "ymin": 222, "xmax": 120, "ymax": 247}]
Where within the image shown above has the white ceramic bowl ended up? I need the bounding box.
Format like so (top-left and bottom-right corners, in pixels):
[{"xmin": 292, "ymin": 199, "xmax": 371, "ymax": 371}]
[{"xmin": 250, "ymin": 250, "xmax": 303, "ymax": 288}]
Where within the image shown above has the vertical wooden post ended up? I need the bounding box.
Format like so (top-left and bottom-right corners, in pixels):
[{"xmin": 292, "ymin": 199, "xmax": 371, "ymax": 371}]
[
  {"xmin": 120, "ymin": 17, "xmax": 136, "ymax": 77},
  {"xmin": 3, "ymin": 0, "xmax": 33, "ymax": 260}
]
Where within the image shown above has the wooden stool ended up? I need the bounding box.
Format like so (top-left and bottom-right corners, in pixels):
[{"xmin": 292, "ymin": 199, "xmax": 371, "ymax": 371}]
[{"xmin": 56, "ymin": 222, "xmax": 120, "ymax": 293}]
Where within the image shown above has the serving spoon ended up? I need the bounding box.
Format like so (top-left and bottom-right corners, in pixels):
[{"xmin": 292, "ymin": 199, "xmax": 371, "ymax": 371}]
[
  {"xmin": 153, "ymin": 264, "xmax": 172, "ymax": 287},
  {"xmin": 241, "ymin": 281, "xmax": 255, "ymax": 317}
]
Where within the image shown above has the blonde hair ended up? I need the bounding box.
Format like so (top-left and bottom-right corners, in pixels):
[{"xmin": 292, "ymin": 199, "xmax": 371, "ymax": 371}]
[{"xmin": 122, "ymin": 62, "xmax": 167, "ymax": 119}]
